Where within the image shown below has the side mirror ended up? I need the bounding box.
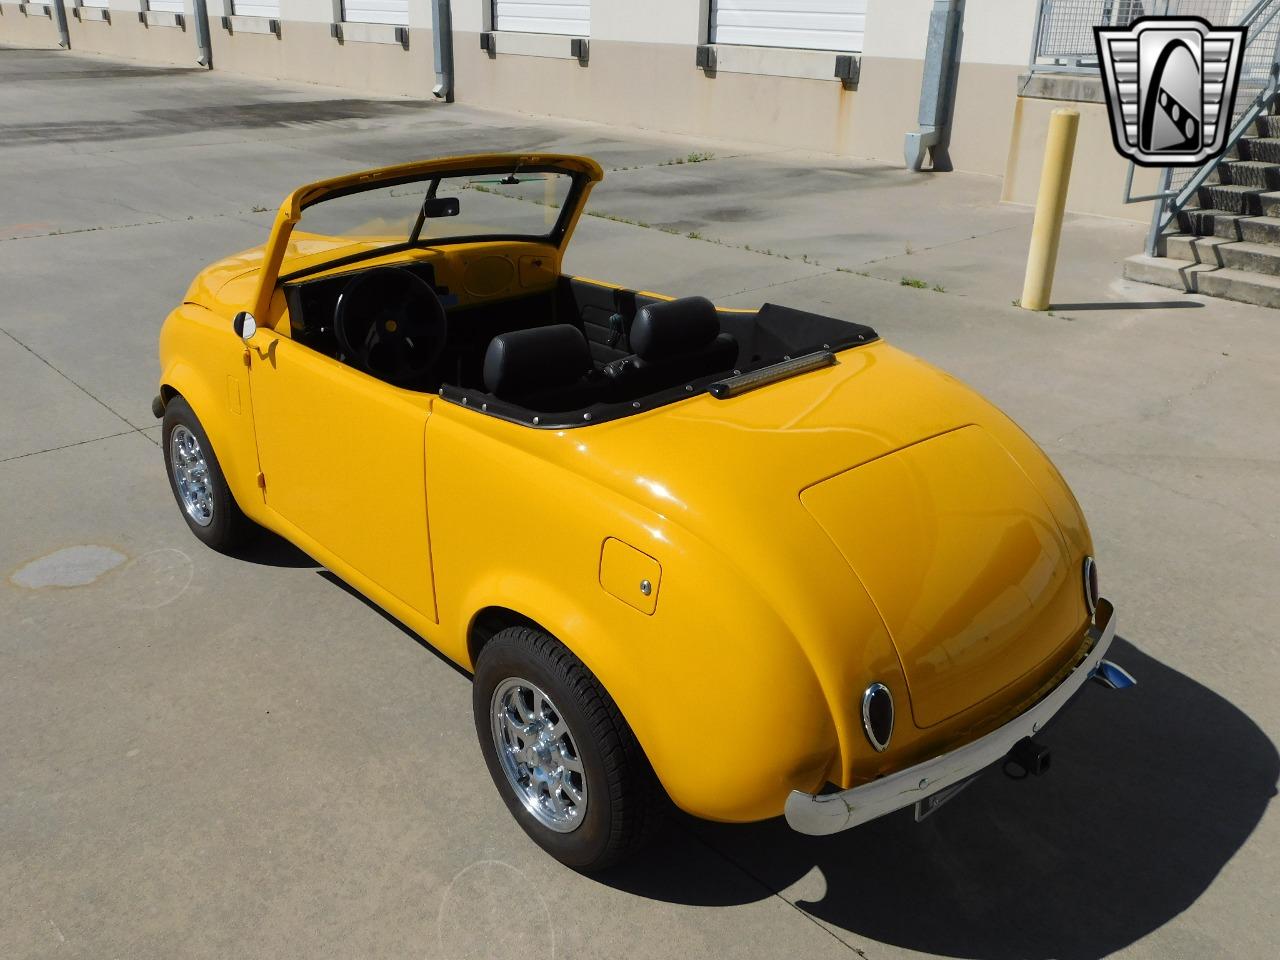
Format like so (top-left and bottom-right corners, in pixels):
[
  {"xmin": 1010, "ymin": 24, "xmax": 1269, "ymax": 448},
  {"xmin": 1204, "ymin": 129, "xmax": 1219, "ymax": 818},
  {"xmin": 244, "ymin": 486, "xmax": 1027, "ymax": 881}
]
[
  {"xmin": 422, "ymin": 196, "xmax": 460, "ymax": 218},
  {"xmin": 233, "ymin": 311, "xmax": 257, "ymax": 340}
]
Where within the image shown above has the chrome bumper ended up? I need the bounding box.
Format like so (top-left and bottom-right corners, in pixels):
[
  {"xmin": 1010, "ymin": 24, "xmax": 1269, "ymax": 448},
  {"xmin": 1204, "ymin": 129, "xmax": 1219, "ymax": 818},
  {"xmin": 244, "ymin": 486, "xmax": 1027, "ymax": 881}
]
[{"xmin": 785, "ymin": 598, "xmax": 1124, "ymax": 836}]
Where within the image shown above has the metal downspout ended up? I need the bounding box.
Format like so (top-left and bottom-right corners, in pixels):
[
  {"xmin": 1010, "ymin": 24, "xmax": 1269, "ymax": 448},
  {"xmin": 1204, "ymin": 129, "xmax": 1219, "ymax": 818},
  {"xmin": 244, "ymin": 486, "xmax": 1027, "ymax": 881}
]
[
  {"xmin": 52, "ymin": 0, "xmax": 70, "ymax": 48},
  {"xmin": 905, "ymin": 0, "xmax": 965, "ymax": 172},
  {"xmin": 431, "ymin": 0, "xmax": 455, "ymax": 102},
  {"xmin": 192, "ymin": 0, "xmax": 214, "ymax": 68}
]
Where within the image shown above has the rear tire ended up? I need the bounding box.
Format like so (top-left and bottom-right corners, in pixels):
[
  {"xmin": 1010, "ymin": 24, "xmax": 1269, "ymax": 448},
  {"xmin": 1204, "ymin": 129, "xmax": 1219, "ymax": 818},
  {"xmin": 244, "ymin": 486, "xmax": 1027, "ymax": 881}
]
[
  {"xmin": 161, "ymin": 396, "xmax": 254, "ymax": 553},
  {"xmin": 473, "ymin": 625, "xmax": 663, "ymax": 871}
]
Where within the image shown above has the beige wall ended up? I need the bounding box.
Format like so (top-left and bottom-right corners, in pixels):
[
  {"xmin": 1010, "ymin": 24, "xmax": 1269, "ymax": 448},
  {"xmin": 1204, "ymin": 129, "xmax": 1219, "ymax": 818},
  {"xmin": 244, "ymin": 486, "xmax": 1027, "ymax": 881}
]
[
  {"xmin": 0, "ymin": 3, "xmax": 64, "ymax": 47},
  {"xmin": 1002, "ymin": 94, "xmax": 1161, "ymax": 223},
  {"xmin": 453, "ymin": 38, "xmax": 1022, "ymax": 177},
  {"xmin": 63, "ymin": 13, "xmax": 200, "ymax": 66},
  {"xmin": 209, "ymin": 23, "xmax": 431, "ymax": 94}
]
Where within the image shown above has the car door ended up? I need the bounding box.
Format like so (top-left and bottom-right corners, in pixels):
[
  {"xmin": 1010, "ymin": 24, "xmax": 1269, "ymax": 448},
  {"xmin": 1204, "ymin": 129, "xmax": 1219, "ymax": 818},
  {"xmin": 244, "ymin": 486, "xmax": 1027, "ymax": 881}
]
[{"xmin": 245, "ymin": 327, "xmax": 438, "ymax": 622}]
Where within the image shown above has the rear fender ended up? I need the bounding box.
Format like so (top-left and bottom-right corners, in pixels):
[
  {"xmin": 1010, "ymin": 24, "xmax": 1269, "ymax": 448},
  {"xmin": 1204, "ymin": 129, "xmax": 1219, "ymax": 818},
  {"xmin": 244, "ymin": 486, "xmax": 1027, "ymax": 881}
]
[{"xmin": 457, "ymin": 557, "xmax": 837, "ymax": 823}]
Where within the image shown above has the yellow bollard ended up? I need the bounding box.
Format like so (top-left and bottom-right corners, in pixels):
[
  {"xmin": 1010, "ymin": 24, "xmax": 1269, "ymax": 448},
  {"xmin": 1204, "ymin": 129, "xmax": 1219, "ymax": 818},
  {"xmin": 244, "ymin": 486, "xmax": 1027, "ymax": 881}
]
[{"xmin": 1021, "ymin": 108, "xmax": 1080, "ymax": 311}]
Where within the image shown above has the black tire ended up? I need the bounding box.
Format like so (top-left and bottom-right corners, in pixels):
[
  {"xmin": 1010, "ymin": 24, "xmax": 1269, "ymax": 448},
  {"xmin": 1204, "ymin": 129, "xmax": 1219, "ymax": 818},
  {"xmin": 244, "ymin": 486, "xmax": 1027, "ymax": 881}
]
[
  {"xmin": 473, "ymin": 626, "xmax": 664, "ymax": 871},
  {"xmin": 161, "ymin": 395, "xmax": 254, "ymax": 553}
]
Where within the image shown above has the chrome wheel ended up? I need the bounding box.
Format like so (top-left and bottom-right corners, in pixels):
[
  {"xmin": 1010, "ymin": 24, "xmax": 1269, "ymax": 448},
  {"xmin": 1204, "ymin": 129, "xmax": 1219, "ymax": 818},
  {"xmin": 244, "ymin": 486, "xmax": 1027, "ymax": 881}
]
[
  {"xmin": 490, "ymin": 678, "xmax": 588, "ymax": 833},
  {"xmin": 169, "ymin": 424, "xmax": 214, "ymax": 527}
]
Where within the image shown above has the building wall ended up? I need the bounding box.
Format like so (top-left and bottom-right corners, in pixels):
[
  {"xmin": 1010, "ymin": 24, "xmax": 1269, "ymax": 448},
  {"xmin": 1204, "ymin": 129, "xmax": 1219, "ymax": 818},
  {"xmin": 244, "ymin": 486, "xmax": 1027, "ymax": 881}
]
[
  {"xmin": 1, "ymin": 2, "xmax": 67, "ymax": 47},
  {"xmin": 1003, "ymin": 75, "xmax": 1156, "ymax": 223},
  {"xmin": 1, "ymin": 0, "xmax": 1144, "ymax": 221}
]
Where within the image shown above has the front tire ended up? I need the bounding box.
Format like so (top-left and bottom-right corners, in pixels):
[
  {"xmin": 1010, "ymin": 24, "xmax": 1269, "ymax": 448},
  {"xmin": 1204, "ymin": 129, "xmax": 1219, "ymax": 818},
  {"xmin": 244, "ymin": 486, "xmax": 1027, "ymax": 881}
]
[
  {"xmin": 472, "ymin": 626, "xmax": 663, "ymax": 871},
  {"xmin": 161, "ymin": 396, "xmax": 253, "ymax": 553}
]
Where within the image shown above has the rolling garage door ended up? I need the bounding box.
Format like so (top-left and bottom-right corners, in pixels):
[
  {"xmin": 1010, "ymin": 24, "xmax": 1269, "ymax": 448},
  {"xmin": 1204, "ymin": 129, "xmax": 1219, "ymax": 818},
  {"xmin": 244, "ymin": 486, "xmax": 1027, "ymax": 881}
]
[
  {"xmin": 494, "ymin": 0, "xmax": 590, "ymax": 36},
  {"xmin": 343, "ymin": 0, "xmax": 408, "ymax": 25},
  {"xmin": 232, "ymin": 0, "xmax": 280, "ymax": 17},
  {"xmin": 711, "ymin": 0, "xmax": 866, "ymax": 52}
]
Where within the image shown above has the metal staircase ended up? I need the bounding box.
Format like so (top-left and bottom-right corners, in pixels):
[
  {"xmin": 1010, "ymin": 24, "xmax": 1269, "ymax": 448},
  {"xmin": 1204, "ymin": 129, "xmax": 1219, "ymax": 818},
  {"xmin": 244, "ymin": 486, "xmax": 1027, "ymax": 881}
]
[{"xmin": 1122, "ymin": 0, "xmax": 1280, "ymax": 306}]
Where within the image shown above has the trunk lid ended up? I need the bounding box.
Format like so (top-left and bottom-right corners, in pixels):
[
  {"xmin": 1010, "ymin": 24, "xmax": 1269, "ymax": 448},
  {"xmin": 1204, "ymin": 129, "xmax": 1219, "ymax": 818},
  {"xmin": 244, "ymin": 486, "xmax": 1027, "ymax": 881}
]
[{"xmin": 799, "ymin": 425, "xmax": 1084, "ymax": 728}]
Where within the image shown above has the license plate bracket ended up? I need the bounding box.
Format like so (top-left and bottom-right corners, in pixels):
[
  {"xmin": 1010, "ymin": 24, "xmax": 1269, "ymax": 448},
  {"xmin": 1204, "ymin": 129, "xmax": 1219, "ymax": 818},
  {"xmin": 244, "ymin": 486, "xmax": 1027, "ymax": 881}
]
[{"xmin": 913, "ymin": 772, "xmax": 981, "ymax": 822}]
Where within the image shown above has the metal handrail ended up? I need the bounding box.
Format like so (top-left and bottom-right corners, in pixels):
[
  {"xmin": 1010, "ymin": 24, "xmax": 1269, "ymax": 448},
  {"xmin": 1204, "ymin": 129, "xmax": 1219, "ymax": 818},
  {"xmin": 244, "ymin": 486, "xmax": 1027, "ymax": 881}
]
[{"xmin": 1129, "ymin": 0, "xmax": 1280, "ymax": 253}]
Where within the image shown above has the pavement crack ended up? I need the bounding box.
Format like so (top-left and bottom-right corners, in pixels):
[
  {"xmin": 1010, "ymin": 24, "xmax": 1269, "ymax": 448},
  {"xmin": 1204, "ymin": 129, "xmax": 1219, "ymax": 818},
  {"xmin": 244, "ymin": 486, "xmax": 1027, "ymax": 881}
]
[
  {"xmin": 716, "ymin": 269, "xmax": 839, "ymax": 299},
  {"xmin": 0, "ymin": 325, "xmax": 149, "ymax": 437},
  {"xmin": 856, "ymin": 223, "xmax": 1023, "ymax": 268},
  {"xmin": 0, "ymin": 218, "xmax": 169, "ymax": 242},
  {"xmin": 0, "ymin": 430, "xmax": 139, "ymax": 464}
]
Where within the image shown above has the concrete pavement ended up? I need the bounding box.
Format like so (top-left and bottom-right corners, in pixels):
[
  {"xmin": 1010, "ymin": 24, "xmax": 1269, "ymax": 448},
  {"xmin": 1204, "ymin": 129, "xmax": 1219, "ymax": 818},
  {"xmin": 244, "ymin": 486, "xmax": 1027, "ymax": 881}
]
[{"xmin": 2, "ymin": 46, "xmax": 1277, "ymax": 960}]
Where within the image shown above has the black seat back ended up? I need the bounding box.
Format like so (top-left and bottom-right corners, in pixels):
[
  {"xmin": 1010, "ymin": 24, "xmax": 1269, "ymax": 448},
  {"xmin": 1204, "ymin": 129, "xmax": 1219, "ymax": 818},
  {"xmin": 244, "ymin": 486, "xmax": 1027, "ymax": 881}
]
[
  {"xmin": 603, "ymin": 296, "xmax": 737, "ymax": 397},
  {"xmin": 483, "ymin": 324, "xmax": 602, "ymax": 411}
]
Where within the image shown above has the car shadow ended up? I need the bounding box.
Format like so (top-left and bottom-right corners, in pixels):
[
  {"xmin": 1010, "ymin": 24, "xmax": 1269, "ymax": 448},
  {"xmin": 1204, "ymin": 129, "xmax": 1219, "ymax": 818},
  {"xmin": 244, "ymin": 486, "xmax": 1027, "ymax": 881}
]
[
  {"xmin": 598, "ymin": 638, "xmax": 1277, "ymax": 960},
  {"xmin": 232, "ymin": 530, "xmax": 320, "ymax": 569},
  {"xmin": 315, "ymin": 569, "xmax": 473, "ymax": 681}
]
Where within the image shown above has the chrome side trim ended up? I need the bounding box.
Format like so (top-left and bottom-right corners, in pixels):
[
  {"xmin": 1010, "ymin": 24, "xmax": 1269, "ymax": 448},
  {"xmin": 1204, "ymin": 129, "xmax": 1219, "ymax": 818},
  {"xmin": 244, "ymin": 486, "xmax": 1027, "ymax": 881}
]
[
  {"xmin": 785, "ymin": 598, "xmax": 1121, "ymax": 836},
  {"xmin": 708, "ymin": 351, "xmax": 836, "ymax": 399}
]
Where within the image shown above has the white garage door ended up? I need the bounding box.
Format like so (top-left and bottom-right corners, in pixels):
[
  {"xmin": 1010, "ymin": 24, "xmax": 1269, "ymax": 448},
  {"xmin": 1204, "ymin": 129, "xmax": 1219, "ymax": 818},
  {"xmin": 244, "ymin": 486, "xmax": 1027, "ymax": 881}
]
[
  {"xmin": 343, "ymin": 0, "xmax": 408, "ymax": 25},
  {"xmin": 711, "ymin": 0, "xmax": 866, "ymax": 52},
  {"xmin": 232, "ymin": 0, "xmax": 280, "ymax": 17},
  {"xmin": 494, "ymin": 0, "xmax": 590, "ymax": 36},
  {"xmin": 148, "ymin": 0, "xmax": 185, "ymax": 13}
]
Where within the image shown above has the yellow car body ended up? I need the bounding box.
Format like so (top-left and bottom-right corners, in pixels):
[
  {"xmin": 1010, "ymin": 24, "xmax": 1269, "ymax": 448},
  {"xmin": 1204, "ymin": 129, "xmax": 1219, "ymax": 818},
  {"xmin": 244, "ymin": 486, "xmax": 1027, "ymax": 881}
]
[{"xmin": 156, "ymin": 154, "xmax": 1126, "ymax": 837}]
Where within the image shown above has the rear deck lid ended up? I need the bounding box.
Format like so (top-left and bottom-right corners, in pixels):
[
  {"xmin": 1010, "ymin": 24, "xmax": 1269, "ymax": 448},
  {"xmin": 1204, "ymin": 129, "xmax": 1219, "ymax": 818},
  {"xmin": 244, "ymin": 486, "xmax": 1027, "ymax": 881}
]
[{"xmin": 800, "ymin": 426, "xmax": 1084, "ymax": 728}]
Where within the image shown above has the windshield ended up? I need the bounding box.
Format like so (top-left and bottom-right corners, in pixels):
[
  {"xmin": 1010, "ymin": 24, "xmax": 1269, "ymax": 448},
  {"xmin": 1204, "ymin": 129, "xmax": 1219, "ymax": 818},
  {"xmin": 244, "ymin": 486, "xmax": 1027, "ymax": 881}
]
[{"xmin": 294, "ymin": 169, "xmax": 576, "ymax": 252}]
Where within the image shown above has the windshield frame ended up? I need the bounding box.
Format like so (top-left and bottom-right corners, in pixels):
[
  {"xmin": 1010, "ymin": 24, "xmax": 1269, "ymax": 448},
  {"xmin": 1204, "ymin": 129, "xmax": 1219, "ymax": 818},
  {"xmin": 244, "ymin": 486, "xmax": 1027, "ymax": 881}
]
[
  {"xmin": 250, "ymin": 153, "xmax": 603, "ymax": 320},
  {"xmin": 278, "ymin": 166, "xmax": 587, "ymax": 286}
]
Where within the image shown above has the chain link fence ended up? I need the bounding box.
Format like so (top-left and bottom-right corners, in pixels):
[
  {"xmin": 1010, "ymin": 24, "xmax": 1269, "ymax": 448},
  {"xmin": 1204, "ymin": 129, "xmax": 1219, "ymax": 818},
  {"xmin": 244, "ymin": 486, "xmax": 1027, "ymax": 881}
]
[{"xmin": 1031, "ymin": 0, "xmax": 1252, "ymax": 69}]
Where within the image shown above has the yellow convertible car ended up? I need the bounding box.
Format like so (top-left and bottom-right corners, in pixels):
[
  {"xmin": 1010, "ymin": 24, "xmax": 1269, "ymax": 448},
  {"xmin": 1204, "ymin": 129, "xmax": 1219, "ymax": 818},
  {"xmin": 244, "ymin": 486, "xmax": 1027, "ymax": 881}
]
[{"xmin": 154, "ymin": 153, "xmax": 1133, "ymax": 870}]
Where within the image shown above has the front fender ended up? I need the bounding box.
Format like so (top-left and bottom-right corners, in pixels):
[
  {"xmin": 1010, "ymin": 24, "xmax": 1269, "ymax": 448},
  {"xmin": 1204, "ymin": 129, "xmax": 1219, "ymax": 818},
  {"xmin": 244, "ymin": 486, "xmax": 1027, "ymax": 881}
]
[{"xmin": 158, "ymin": 304, "xmax": 262, "ymax": 519}]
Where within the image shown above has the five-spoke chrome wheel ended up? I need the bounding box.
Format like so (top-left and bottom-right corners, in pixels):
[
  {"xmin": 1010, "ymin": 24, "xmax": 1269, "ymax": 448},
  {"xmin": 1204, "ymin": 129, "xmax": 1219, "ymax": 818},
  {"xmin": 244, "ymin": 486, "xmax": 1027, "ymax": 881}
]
[
  {"xmin": 490, "ymin": 678, "xmax": 588, "ymax": 833},
  {"xmin": 169, "ymin": 424, "xmax": 214, "ymax": 527}
]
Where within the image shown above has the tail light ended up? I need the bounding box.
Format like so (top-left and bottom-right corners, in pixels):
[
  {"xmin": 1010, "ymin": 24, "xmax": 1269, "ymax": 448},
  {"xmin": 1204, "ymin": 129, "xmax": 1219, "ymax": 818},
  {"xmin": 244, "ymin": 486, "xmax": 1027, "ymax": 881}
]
[{"xmin": 1083, "ymin": 556, "xmax": 1099, "ymax": 616}]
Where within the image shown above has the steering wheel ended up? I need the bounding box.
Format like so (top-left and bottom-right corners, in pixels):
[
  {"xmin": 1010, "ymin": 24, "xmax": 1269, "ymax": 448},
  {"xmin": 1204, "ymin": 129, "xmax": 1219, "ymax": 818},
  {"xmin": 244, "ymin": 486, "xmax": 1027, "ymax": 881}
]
[{"xmin": 333, "ymin": 267, "xmax": 448, "ymax": 387}]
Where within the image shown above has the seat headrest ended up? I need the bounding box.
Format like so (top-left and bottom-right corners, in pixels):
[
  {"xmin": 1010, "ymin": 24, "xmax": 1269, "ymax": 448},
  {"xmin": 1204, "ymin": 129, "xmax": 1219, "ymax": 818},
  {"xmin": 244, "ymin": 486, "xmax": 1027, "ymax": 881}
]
[
  {"xmin": 483, "ymin": 324, "xmax": 593, "ymax": 400},
  {"xmin": 630, "ymin": 296, "xmax": 720, "ymax": 361}
]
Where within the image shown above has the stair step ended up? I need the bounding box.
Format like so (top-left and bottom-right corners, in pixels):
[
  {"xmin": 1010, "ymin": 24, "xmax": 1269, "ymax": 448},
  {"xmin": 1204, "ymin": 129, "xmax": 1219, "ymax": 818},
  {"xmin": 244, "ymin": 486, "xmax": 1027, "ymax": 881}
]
[
  {"xmin": 1218, "ymin": 160, "xmax": 1280, "ymax": 188},
  {"xmin": 1195, "ymin": 266, "xmax": 1280, "ymax": 307},
  {"xmin": 1199, "ymin": 183, "xmax": 1265, "ymax": 215},
  {"xmin": 1124, "ymin": 254, "xmax": 1280, "ymax": 307},
  {"xmin": 1122, "ymin": 254, "xmax": 1214, "ymax": 291},
  {"xmin": 1238, "ymin": 137, "xmax": 1280, "ymax": 163},
  {"xmin": 1158, "ymin": 235, "xmax": 1280, "ymax": 274},
  {"xmin": 1159, "ymin": 234, "xmax": 1233, "ymax": 263},
  {"xmin": 1255, "ymin": 115, "xmax": 1280, "ymax": 137},
  {"xmin": 1237, "ymin": 215, "xmax": 1280, "ymax": 243},
  {"xmin": 1259, "ymin": 191, "xmax": 1280, "ymax": 217},
  {"xmin": 1219, "ymin": 239, "xmax": 1280, "ymax": 275},
  {"xmin": 1176, "ymin": 207, "xmax": 1241, "ymax": 236}
]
